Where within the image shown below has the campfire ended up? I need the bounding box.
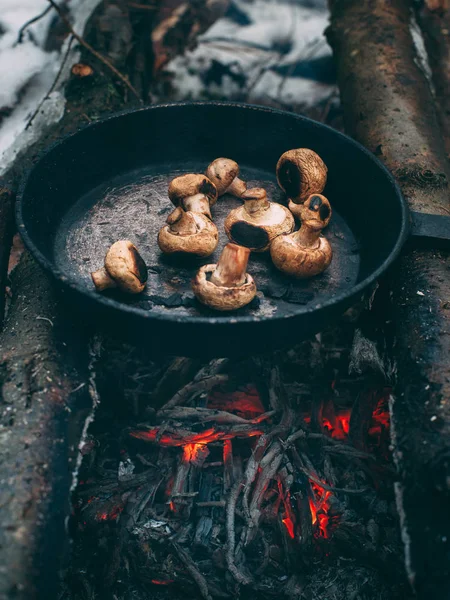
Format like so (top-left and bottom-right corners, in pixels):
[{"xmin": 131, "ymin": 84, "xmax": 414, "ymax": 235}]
[{"xmin": 67, "ymin": 354, "xmax": 400, "ymax": 600}]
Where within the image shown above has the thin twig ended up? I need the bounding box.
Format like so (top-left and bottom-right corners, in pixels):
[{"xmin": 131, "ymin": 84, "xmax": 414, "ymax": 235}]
[
  {"xmin": 46, "ymin": 0, "xmax": 142, "ymax": 103},
  {"xmin": 26, "ymin": 36, "xmax": 74, "ymax": 130},
  {"xmin": 299, "ymin": 468, "xmax": 367, "ymax": 495},
  {"xmin": 160, "ymin": 374, "xmax": 229, "ymax": 412},
  {"xmin": 226, "ymin": 482, "xmax": 252, "ymax": 585},
  {"xmin": 16, "ymin": 4, "xmax": 53, "ymax": 45},
  {"xmin": 171, "ymin": 542, "xmax": 212, "ymax": 600}
]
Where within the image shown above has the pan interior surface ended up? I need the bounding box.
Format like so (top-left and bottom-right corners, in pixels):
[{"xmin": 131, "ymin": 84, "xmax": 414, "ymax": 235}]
[{"xmin": 53, "ymin": 162, "xmax": 359, "ymax": 320}]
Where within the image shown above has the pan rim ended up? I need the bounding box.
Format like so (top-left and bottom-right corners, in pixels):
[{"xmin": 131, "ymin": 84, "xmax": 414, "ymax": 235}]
[{"xmin": 16, "ymin": 101, "xmax": 409, "ymax": 326}]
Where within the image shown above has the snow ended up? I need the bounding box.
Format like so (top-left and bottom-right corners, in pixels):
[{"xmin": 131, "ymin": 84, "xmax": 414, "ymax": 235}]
[
  {"xmin": 156, "ymin": 0, "xmax": 334, "ymax": 108},
  {"xmin": 0, "ymin": 0, "xmax": 102, "ymax": 176},
  {"xmin": 0, "ymin": 0, "xmax": 333, "ymax": 176}
]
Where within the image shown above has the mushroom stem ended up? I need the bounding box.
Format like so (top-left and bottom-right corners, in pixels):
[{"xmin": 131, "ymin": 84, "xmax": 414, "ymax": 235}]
[
  {"xmin": 292, "ymin": 223, "xmax": 322, "ymax": 248},
  {"xmin": 183, "ymin": 194, "xmax": 212, "ymax": 218},
  {"xmin": 242, "ymin": 188, "xmax": 270, "ymax": 216},
  {"xmin": 228, "ymin": 177, "xmax": 247, "ymax": 198},
  {"xmin": 210, "ymin": 243, "xmax": 250, "ymax": 288},
  {"xmin": 91, "ymin": 267, "xmax": 117, "ymax": 291},
  {"xmin": 167, "ymin": 207, "xmax": 198, "ymax": 235}
]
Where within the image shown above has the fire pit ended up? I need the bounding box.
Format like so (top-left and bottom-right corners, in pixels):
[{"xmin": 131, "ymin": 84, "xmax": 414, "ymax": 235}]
[{"xmin": 61, "ymin": 337, "xmax": 408, "ymax": 600}]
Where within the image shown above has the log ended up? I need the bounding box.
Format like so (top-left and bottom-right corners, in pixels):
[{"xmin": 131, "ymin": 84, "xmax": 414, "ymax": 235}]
[
  {"xmin": 327, "ymin": 1, "xmax": 450, "ymax": 597},
  {"xmin": 0, "ymin": 254, "xmax": 91, "ymax": 600},
  {"xmin": 326, "ymin": 0, "xmax": 450, "ymax": 216}
]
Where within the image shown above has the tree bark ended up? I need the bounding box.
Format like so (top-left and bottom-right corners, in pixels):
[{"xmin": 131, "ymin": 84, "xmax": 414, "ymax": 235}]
[
  {"xmin": 326, "ymin": 0, "xmax": 450, "ymax": 215},
  {"xmin": 0, "ymin": 255, "xmax": 91, "ymax": 600},
  {"xmin": 327, "ymin": 1, "xmax": 450, "ymax": 598}
]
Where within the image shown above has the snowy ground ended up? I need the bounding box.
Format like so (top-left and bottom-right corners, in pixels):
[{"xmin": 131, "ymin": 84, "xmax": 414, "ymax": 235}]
[
  {"xmin": 0, "ymin": 0, "xmax": 101, "ymax": 176},
  {"xmin": 154, "ymin": 0, "xmax": 335, "ymax": 109},
  {"xmin": 0, "ymin": 0, "xmax": 334, "ymax": 177}
]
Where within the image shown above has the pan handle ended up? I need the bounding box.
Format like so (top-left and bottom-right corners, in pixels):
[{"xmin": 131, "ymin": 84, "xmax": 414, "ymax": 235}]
[{"xmin": 408, "ymin": 211, "xmax": 450, "ymax": 249}]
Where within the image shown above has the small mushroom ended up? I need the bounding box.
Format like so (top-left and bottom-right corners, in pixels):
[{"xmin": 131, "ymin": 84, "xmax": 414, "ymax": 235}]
[
  {"xmin": 192, "ymin": 243, "xmax": 257, "ymax": 311},
  {"xmin": 168, "ymin": 174, "xmax": 218, "ymax": 218},
  {"xmin": 288, "ymin": 193, "xmax": 332, "ymax": 226},
  {"xmin": 91, "ymin": 240, "xmax": 148, "ymax": 293},
  {"xmin": 224, "ymin": 187, "xmax": 295, "ymax": 252},
  {"xmin": 158, "ymin": 206, "xmax": 218, "ymax": 257},
  {"xmin": 205, "ymin": 158, "xmax": 247, "ymax": 198},
  {"xmin": 276, "ymin": 148, "xmax": 327, "ymax": 205},
  {"xmin": 270, "ymin": 195, "xmax": 332, "ymax": 278}
]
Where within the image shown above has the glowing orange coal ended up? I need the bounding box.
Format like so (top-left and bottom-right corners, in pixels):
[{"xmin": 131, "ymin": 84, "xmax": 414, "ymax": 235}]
[
  {"xmin": 282, "ymin": 516, "xmax": 295, "ymax": 539},
  {"xmin": 309, "ymin": 482, "xmax": 333, "ymax": 539},
  {"xmin": 207, "ymin": 384, "xmax": 264, "ymax": 418},
  {"xmin": 183, "ymin": 443, "xmax": 206, "ymax": 463}
]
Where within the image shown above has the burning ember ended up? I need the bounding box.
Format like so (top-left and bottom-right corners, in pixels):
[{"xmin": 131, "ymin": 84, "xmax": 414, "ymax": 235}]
[{"xmin": 71, "ymin": 370, "xmax": 394, "ymax": 600}]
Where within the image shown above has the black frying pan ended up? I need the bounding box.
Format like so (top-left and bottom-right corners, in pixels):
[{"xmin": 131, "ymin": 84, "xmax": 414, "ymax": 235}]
[{"xmin": 17, "ymin": 102, "xmax": 423, "ymax": 357}]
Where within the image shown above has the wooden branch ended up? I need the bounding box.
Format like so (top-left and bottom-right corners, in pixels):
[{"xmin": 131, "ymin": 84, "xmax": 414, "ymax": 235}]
[
  {"xmin": 415, "ymin": 2, "xmax": 450, "ymax": 157},
  {"xmin": 327, "ymin": 1, "xmax": 450, "ymax": 597},
  {"xmin": 326, "ymin": 0, "xmax": 450, "ymax": 215},
  {"xmin": 0, "ymin": 254, "xmax": 91, "ymax": 600}
]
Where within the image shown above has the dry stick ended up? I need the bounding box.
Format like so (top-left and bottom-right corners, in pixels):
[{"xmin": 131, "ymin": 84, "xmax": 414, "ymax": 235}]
[
  {"xmin": 26, "ymin": 36, "xmax": 74, "ymax": 130},
  {"xmin": 297, "ymin": 468, "xmax": 367, "ymax": 495},
  {"xmin": 226, "ymin": 482, "xmax": 252, "ymax": 586},
  {"xmin": 160, "ymin": 374, "xmax": 229, "ymax": 411},
  {"xmin": 16, "ymin": 4, "xmax": 53, "ymax": 44},
  {"xmin": 46, "ymin": 0, "xmax": 142, "ymax": 103},
  {"xmin": 171, "ymin": 542, "xmax": 212, "ymax": 600}
]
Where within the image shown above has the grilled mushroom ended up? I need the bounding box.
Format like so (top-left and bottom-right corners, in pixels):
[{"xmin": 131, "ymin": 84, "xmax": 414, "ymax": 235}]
[
  {"xmin": 288, "ymin": 193, "xmax": 332, "ymax": 226},
  {"xmin": 270, "ymin": 195, "xmax": 332, "ymax": 278},
  {"xmin": 158, "ymin": 206, "xmax": 218, "ymax": 257},
  {"xmin": 168, "ymin": 174, "xmax": 218, "ymax": 218},
  {"xmin": 276, "ymin": 148, "xmax": 327, "ymax": 205},
  {"xmin": 91, "ymin": 240, "xmax": 148, "ymax": 293},
  {"xmin": 205, "ymin": 158, "xmax": 247, "ymax": 197},
  {"xmin": 224, "ymin": 187, "xmax": 294, "ymax": 252},
  {"xmin": 192, "ymin": 243, "xmax": 257, "ymax": 311}
]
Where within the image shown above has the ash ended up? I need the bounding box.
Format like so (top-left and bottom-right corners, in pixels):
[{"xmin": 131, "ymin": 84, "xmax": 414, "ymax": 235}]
[{"xmin": 59, "ymin": 323, "xmax": 411, "ymax": 600}]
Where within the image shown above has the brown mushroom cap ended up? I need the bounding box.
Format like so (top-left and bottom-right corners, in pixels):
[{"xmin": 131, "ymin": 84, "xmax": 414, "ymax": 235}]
[
  {"xmin": 270, "ymin": 195, "xmax": 332, "ymax": 278},
  {"xmin": 91, "ymin": 240, "xmax": 147, "ymax": 293},
  {"xmin": 288, "ymin": 193, "xmax": 332, "ymax": 227},
  {"xmin": 205, "ymin": 158, "xmax": 247, "ymax": 197},
  {"xmin": 192, "ymin": 243, "xmax": 256, "ymax": 311},
  {"xmin": 224, "ymin": 187, "xmax": 294, "ymax": 252},
  {"xmin": 192, "ymin": 266, "xmax": 256, "ymax": 311},
  {"xmin": 158, "ymin": 207, "xmax": 218, "ymax": 257},
  {"xmin": 168, "ymin": 174, "xmax": 218, "ymax": 207},
  {"xmin": 270, "ymin": 234, "xmax": 332, "ymax": 278},
  {"xmin": 276, "ymin": 148, "xmax": 327, "ymax": 204}
]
